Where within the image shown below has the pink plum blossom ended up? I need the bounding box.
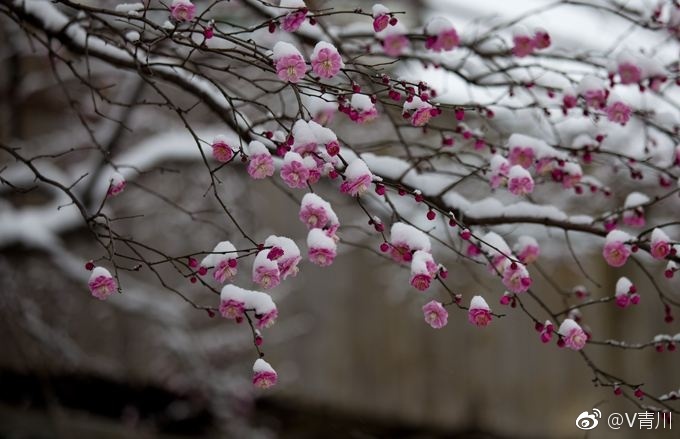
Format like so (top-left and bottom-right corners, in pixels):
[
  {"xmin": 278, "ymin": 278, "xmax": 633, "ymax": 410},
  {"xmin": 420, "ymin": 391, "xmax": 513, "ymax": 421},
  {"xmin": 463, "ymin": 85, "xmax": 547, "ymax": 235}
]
[
  {"xmin": 256, "ymin": 308, "xmax": 279, "ymax": 329},
  {"xmin": 88, "ymin": 267, "xmax": 117, "ymax": 300},
  {"xmin": 422, "ymin": 300, "xmax": 448, "ymax": 329},
  {"xmin": 219, "ymin": 299, "xmax": 245, "ymax": 321},
  {"xmin": 650, "ymin": 228, "xmax": 671, "ymax": 260},
  {"xmin": 512, "ymin": 34, "xmax": 535, "ymax": 57},
  {"xmin": 213, "ymin": 258, "xmax": 238, "ymax": 283},
  {"xmin": 273, "ymin": 42, "xmax": 307, "ymax": 83},
  {"xmin": 424, "ymin": 17, "xmax": 459, "ymax": 52},
  {"xmin": 372, "ymin": 4, "xmax": 391, "ymax": 32},
  {"xmin": 299, "ymin": 192, "xmax": 338, "ymax": 230},
  {"xmin": 514, "ymin": 236, "xmax": 540, "ymax": 264},
  {"xmin": 347, "ymin": 94, "xmax": 378, "ymax": 124},
  {"xmin": 281, "ymin": 152, "xmax": 310, "ymax": 189},
  {"xmin": 252, "ymin": 358, "xmax": 278, "ymax": 389},
  {"xmin": 389, "ymin": 222, "xmax": 431, "ymax": 264},
  {"xmin": 252, "ymin": 250, "xmax": 281, "ymax": 289},
  {"xmin": 107, "ymin": 172, "xmax": 126, "ymax": 197},
  {"xmin": 507, "ymin": 165, "xmax": 534, "ymax": 195},
  {"xmin": 615, "ymin": 277, "xmax": 634, "ymax": 308},
  {"xmin": 211, "ymin": 135, "xmax": 235, "ymax": 163},
  {"xmin": 409, "ymin": 250, "xmax": 438, "ymax": 291},
  {"xmin": 558, "ymin": 319, "xmax": 587, "ymax": 350},
  {"xmin": 606, "ymin": 101, "xmax": 632, "ymax": 125},
  {"xmin": 307, "ymin": 228, "xmax": 337, "ymax": 266},
  {"xmin": 539, "ymin": 320, "xmax": 554, "ymax": 343},
  {"xmin": 340, "ymin": 158, "xmax": 373, "ymax": 196},
  {"xmin": 311, "ymin": 42, "xmax": 343, "ymax": 79},
  {"xmin": 489, "ymin": 154, "xmax": 510, "ymax": 189},
  {"xmin": 280, "ymin": 0, "xmax": 307, "ymax": 32},
  {"xmin": 603, "ymin": 230, "xmax": 632, "ymax": 267},
  {"xmin": 508, "ymin": 146, "xmax": 535, "ymax": 169},
  {"xmin": 170, "ymin": 0, "xmax": 196, "ymax": 22},
  {"xmin": 618, "ymin": 62, "xmax": 642, "ymax": 84},
  {"xmin": 622, "ymin": 209, "xmax": 645, "ymax": 228},
  {"xmin": 382, "ymin": 30, "xmax": 409, "ymax": 57},
  {"xmin": 403, "ymin": 96, "xmax": 438, "ymax": 127},
  {"xmin": 468, "ymin": 295, "xmax": 492, "ymax": 327},
  {"xmin": 502, "ymin": 263, "xmax": 532, "ymax": 293},
  {"xmin": 247, "ymin": 141, "xmax": 275, "ymax": 179},
  {"xmin": 533, "ymin": 29, "xmax": 551, "ymax": 49},
  {"xmin": 265, "ymin": 235, "xmax": 302, "ymax": 280}
]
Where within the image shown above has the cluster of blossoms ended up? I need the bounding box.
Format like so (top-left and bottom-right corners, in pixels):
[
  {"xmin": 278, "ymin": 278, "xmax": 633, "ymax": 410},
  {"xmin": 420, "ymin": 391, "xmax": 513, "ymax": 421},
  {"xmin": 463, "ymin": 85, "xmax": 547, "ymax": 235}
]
[
  {"xmin": 272, "ymin": 40, "xmax": 343, "ymax": 84},
  {"xmin": 511, "ymin": 28, "xmax": 551, "ymax": 57},
  {"xmin": 77, "ymin": 0, "xmax": 680, "ymax": 398},
  {"xmin": 490, "ymin": 134, "xmax": 583, "ymax": 195}
]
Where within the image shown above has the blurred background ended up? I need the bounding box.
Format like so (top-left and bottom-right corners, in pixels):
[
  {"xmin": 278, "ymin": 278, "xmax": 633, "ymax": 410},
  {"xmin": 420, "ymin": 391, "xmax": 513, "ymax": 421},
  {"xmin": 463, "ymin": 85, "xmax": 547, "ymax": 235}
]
[{"xmin": 1, "ymin": 0, "xmax": 679, "ymax": 438}]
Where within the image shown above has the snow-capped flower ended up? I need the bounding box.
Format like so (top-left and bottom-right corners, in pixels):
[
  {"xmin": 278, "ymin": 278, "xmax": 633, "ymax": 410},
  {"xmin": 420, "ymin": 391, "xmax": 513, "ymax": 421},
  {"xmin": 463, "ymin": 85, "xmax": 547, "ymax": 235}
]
[
  {"xmin": 252, "ymin": 250, "xmax": 281, "ymax": 289},
  {"xmin": 603, "ymin": 230, "xmax": 632, "ymax": 267},
  {"xmin": 299, "ymin": 192, "xmax": 338, "ymax": 230},
  {"xmin": 211, "ymin": 135, "xmax": 235, "ymax": 163},
  {"xmin": 280, "ymin": 152, "xmax": 310, "ymax": 189},
  {"xmin": 617, "ymin": 61, "xmax": 641, "ymax": 84},
  {"xmin": 615, "ymin": 276, "xmax": 635, "ymax": 308},
  {"xmin": 252, "ymin": 358, "xmax": 278, "ymax": 389},
  {"xmin": 422, "ymin": 300, "xmax": 448, "ymax": 329},
  {"xmin": 307, "ymin": 228, "xmax": 337, "ymax": 266},
  {"xmin": 372, "ymin": 4, "xmax": 390, "ymax": 32},
  {"xmin": 468, "ymin": 295, "xmax": 492, "ymax": 327},
  {"xmin": 264, "ymin": 235, "xmax": 301, "ymax": 279},
  {"xmin": 558, "ymin": 319, "xmax": 587, "ymax": 350},
  {"xmin": 507, "ymin": 146, "xmax": 535, "ymax": 169},
  {"xmin": 502, "ymin": 263, "xmax": 532, "ymax": 293},
  {"xmin": 280, "ymin": 0, "xmax": 307, "ymax": 32},
  {"xmin": 650, "ymin": 228, "xmax": 671, "ymax": 260},
  {"xmin": 311, "ymin": 42, "xmax": 344, "ymax": 79},
  {"xmin": 107, "ymin": 172, "xmax": 126, "ymax": 197},
  {"xmin": 409, "ymin": 250, "xmax": 438, "ymax": 291},
  {"xmin": 272, "ymin": 42, "xmax": 307, "ymax": 83},
  {"xmin": 348, "ymin": 94, "xmax": 378, "ymax": 124},
  {"xmin": 424, "ymin": 17, "xmax": 459, "ymax": 52},
  {"xmin": 512, "ymin": 33, "xmax": 535, "ymax": 57},
  {"xmin": 403, "ymin": 96, "xmax": 438, "ymax": 127},
  {"xmin": 578, "ymin": 76, "xmax": 608, "ymax": 109},
  {"xmin": 514, "ymin": 236, "xmax": 540, "ymax": 264},
  {"xmin": 170, "ymin": 0, "xmax": 195, "ymax": 22},
  {"xmin": 389, "ymin": 222, "xmax": 432, "ymax": 264},
  {"xmin": 606, "ymin": 101, "xmax": 632, "ymax": 125},
  {"xmin": 208, "ymin": 241, "xmax": 238, "ymax": 283},
  {"xmin": 247, "ymin": 141, "xmax": 274, "ymax": 179},
  {"xmin": 340, "ymin": 158, "xmax": 373, "ymax": 196},
  {"xmin": 507, "ymin": 165, "xmax": 534, "ymax": 195},
  {"xmin": 560, "ymin": 162, "xmax": 583, "ymax": 189},
  {"xmin": 307, "ymin": 120, "xmax": 339, "ymax": 156},
  {"xmin": 88, "ymin": 267, "xmax": 117, "ymax": 300},
  {"xmin": 489, "ymin": 154, "xmax": 510, "ymax": 189}
]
